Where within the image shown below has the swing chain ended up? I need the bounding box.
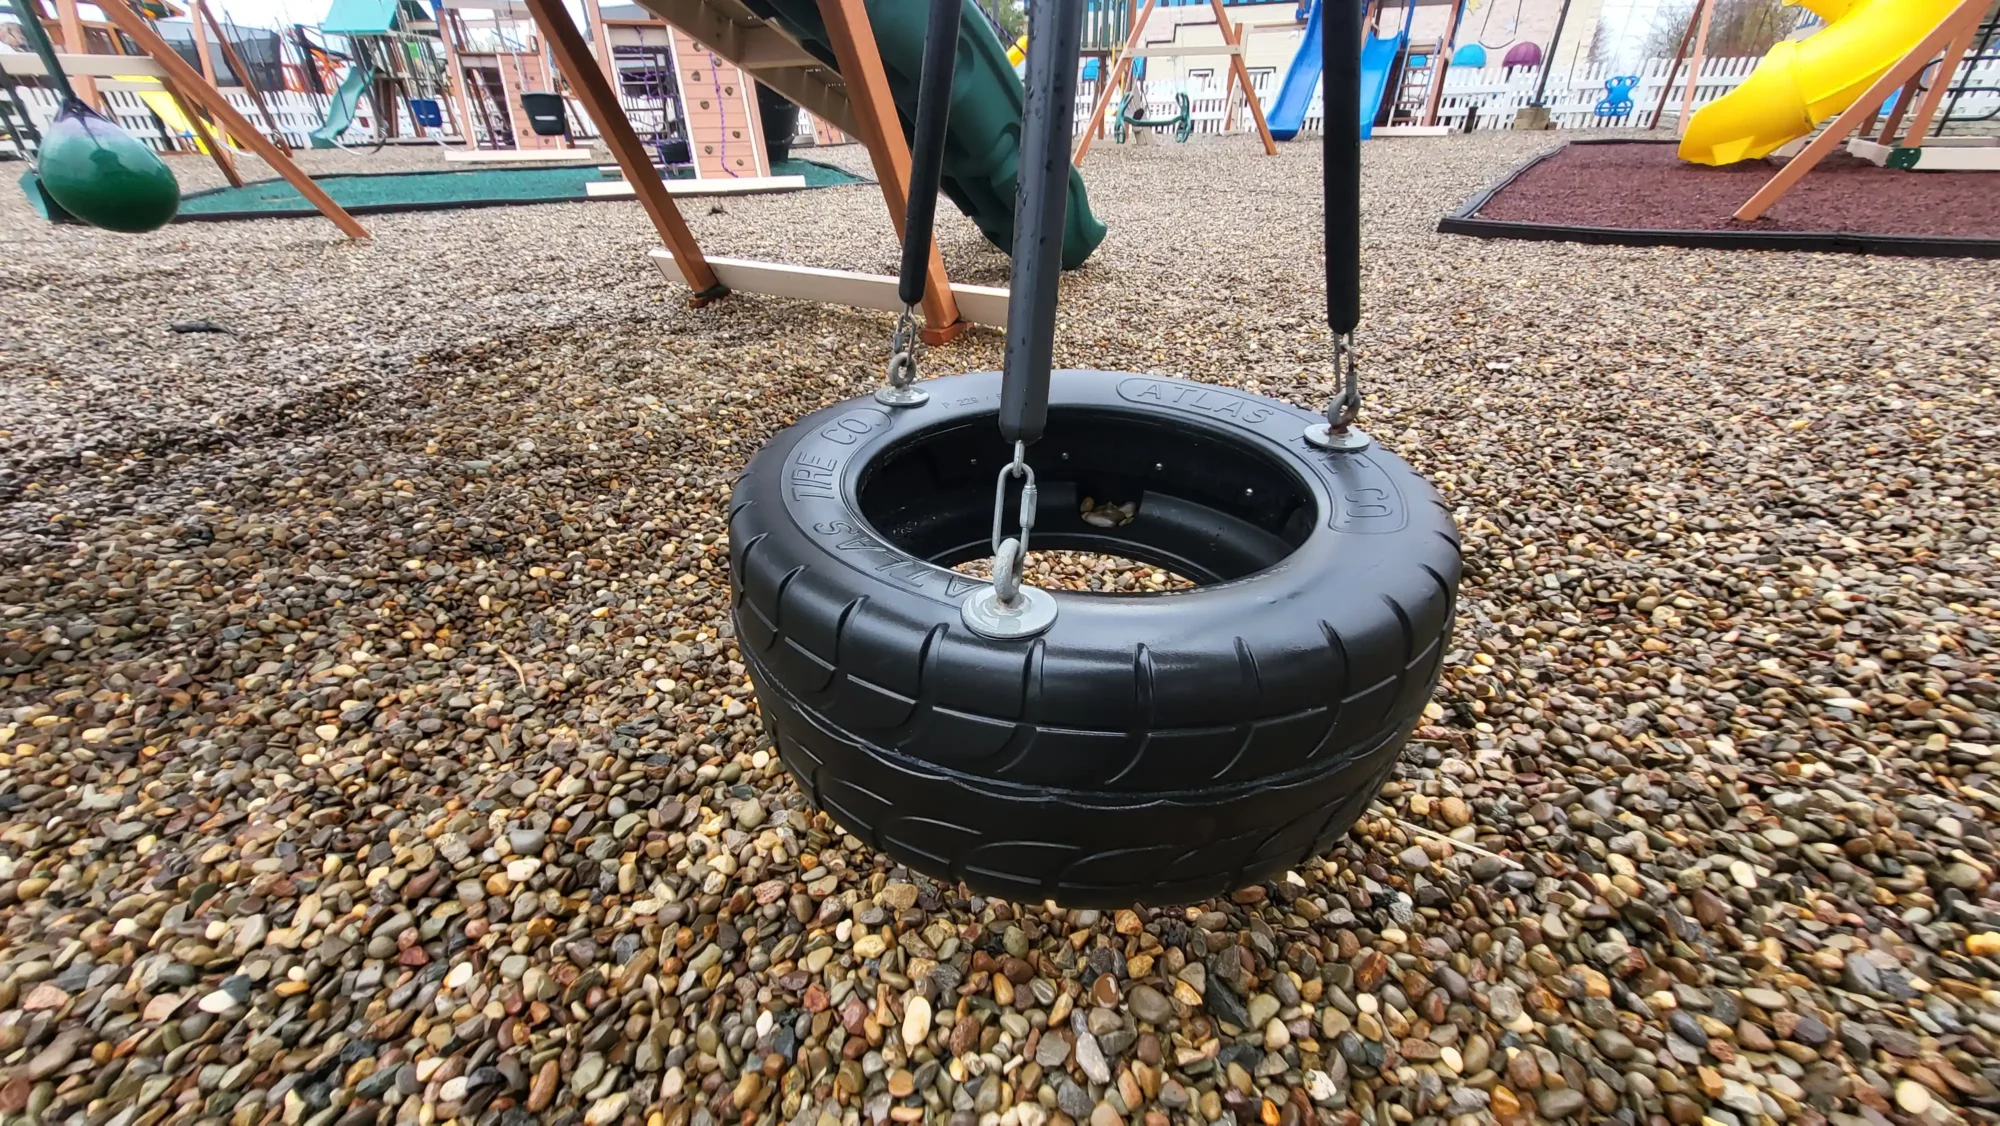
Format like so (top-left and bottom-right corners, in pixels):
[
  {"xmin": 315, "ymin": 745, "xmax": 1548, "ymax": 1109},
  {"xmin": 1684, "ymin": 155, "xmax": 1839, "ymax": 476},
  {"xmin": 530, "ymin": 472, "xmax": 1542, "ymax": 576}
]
[
  {"xmin": 988, "ymin": 441, "xmax": 1039, "ymax": 605},
  {"xmin": 960, "ymin": 441, "xmax": 1056, "ymax": 638},
  {"xmin": 1307, "ymin": 333, "xmax": 1371, "ymax": 451},
  {"xmin": 876, "ymin": 306, "xmax": 930, "ymax": 407}
]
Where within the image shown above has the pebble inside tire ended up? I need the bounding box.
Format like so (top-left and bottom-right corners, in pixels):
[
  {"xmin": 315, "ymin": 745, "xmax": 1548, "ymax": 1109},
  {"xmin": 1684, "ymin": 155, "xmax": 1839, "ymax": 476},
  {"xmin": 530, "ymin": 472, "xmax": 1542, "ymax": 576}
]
[{"xmin": 729, "ymin": 370, "xmax": 1461, "ymax": 906}]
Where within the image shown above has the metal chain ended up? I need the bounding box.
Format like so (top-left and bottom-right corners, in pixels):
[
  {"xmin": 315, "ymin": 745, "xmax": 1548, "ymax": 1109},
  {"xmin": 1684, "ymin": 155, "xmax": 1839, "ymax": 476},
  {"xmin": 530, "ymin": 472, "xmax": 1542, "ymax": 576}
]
[
  {"xmin": 876, "ymin": 306, "xmax": 929, "ymax": 407},
  {"xmin": 986, "ymin": 441, "xmax": 1039, "ymax": 606},
  {"xmin": 1327, "ymin": 332, "xmax": 1361, "ymax": 428},
  {"xmin": 1307, "ymin": 332, "xmax": 1370, "ymax": 451}
]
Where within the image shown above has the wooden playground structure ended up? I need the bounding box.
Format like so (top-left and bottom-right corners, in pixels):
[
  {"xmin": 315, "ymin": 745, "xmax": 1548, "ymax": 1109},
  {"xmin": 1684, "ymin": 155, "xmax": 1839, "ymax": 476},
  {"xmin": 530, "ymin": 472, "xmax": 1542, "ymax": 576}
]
[
  {"xmin": 1736, "ymin": 0, "xmax": 1996, "ymax": 215},
  {"xmin": 1073, "ymin": 0, "xmax": 1277, "ymax": 164},
  {"xmin": 4, "ymin": 0, "xmax": 371, "ymax": 232},
  {"xmin": 519, "ymin": 0, "xmax": 1004, "ymax": 340}
]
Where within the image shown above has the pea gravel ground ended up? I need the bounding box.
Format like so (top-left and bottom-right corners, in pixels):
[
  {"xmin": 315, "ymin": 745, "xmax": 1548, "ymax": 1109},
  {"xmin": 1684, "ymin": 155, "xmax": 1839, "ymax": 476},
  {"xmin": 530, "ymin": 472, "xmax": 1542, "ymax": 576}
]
[{"xmin": 2, "ymin": 133, "xmax": 1999, "ymax": 1126}]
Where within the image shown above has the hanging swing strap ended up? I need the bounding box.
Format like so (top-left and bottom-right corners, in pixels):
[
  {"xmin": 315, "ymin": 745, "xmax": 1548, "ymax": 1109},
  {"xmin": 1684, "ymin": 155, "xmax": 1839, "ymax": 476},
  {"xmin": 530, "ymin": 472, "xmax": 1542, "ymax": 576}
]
[
  {"xmin": 998, "ymin": 0, "xmax": 1085, "ymax": 448},
  {"xmin": 880, "ymin": 0, "xmax": 963, "ymax": 401},
  {"xmin": 957, "ymin": 0, "xmax": 1085, "ymax": 640},
  {"xmin": 1309, "ymin": 0, "xmax": 1369, "ymax": 451}
]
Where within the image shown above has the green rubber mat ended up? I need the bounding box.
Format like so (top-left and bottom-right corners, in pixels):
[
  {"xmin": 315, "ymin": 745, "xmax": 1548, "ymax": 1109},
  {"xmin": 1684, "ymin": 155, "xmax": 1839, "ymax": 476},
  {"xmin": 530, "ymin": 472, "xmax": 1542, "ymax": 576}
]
[{"xmin": 170, "ymin": 158, "xmax": 863, "ymax": 222}]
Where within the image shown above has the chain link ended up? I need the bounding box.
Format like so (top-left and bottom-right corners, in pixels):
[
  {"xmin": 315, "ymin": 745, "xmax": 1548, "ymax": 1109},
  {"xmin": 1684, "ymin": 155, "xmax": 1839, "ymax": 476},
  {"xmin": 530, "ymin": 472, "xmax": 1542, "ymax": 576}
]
[
  {"xmin": 1326, "ymin": 332, "xmax": 1361, "ymax": 430},
  {"xmin": 886, "ymin": 306, "xmax": 919, "ymax": 390},
  {"xmin": 986, "ymin": 441, "xmax": 1039, "ymax": 606}
]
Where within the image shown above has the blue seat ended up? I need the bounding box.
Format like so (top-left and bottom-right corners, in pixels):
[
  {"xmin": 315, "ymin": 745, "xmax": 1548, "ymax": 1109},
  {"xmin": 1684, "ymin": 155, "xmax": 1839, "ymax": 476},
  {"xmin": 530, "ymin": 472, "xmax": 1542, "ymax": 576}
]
[{"xmin": 1593, "ymin": 75, "xmax": 1639, "ymax": 118}]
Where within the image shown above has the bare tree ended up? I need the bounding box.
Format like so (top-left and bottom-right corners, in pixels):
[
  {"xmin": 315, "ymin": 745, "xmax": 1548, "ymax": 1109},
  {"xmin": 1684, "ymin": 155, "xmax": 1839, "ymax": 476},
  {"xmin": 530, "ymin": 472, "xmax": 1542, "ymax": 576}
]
[
  {"xmin": 985, "ymin": 0, "xmax": 1026, "ymax": 38},
  {"xmin": 1642, "ymin": 0, "xmax": 1805, "ymax": 59}
]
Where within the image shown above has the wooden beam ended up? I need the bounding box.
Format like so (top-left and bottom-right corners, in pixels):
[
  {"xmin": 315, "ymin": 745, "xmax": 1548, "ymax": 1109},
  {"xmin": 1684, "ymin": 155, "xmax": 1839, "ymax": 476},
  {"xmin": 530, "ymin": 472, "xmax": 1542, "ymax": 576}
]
[
  {"xmin": 1209, "ymin": 0, "xmax": 1274, "ymax": 154},
  {"xmin": 520, "ymin": 0, "xmax": 724, "ymax": 297},
  {"xmin": 197, "ymin": 0, "xmax": 291, "ymax": 151},
  {"xmin": 441, "ymin": 12, "xmax": 485, "ymax": 149},
  {"xmin": 1, "ymin": 50, "xmax": 166, "ymax": 77},
  {"xmin": 161, "ymin": 70, "xmax": 244, "ymax": 185},
  {"xmin": 650, "ymin": 249, "xmax": 1009, "ymax": 327},
  {"xmin": 1873, "ymin": 72, "xmax": 1922, "ymax": 142},
  {"xmin": 739, "ymin": 33, "xmax": 822, "ymax": 69},
  {"xmin": 1898, "ymin": 19, "xmax": 1976, "ymax": 146},
  {"xmin": 1736, "ymin": 0, "xmax": 1985, "ymax": 220},
  {"xmin": 1220, "ymin": 16, "xmax": 1242, "ymax": 131},
  {"xmin": 585, "ymin": 172, "xmax": 807, "ymax": 195},
  {"xmin": 186, "ymin": 1, "xmax": 219, "ymax": 89},
  {"xmin": 580, "ymin": 0, "xmax": 621, "ymax": 88},
  {"xmin": 1423, "ymin": 0, "xmax": 1463, "ymax": 126},
  {"xmin": 816, "ymin": 0, "xmax": 962, "ymax": 340},
  {"xmin": 1675, "ymin": 0, "xmax": 1713, "ymax": 137},
  {"xmin": 1075, "ymin": 0, "xmax": 1156, "ymax": 165},
  {"xmin": 95, "ymin": 0, "xmax": 370, "ymax": 238},
  {"xmin": 51, "ymin": 0, "xmax": 99, "ymax": 105},
  {"xmin": 1850, "ymin": 134, "xmax": 2000, "ymax": 169}
]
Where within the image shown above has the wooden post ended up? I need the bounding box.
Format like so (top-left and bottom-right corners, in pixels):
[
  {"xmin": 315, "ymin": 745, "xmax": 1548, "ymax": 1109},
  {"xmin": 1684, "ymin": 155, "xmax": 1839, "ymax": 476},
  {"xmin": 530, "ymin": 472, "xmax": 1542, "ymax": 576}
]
[
  {"xmin": 580, "ymin": 0, "xmax": 620, "ymax": 88},
  {"xmin": 1209, "ymin": 0, "xmax": 1274, "ymax": 152},
  {"xmin": 97, "ymin": 0, "xmax": 371, "ymax": 238},
  {"xmin": 1075, "ymin": 0, "xmax": 1157, "ymax": 164},
  {"xmin": 1897, "ymin": 19, "xmax": 1975, "ymax": 145},
  {"xmin": 187, "ymin": 2, "xmax": 219, "ymax": 88},
  {"xmin": 163, "ymin": 71, "xmax": 244, "ymax": 184},
  {"xmin": 1873, "ymin": 72, "xmax": 1922, "ymax": 142},
  {"xmin": 442, "ymin": 10, "xmax": 483, "ymax": 149},
  {"xmin": 816, "ymin": 0, "xmax": 963, "ymax": 341},
  {"xmin": 51, "ymin": 0, "xmax": 99, "ymax": 106},
  {"xmin": 1736, "ymin": 0, "xmax": 1985, "ymax": 220},
  {"xmin": 1675, "ymin": 0, "xmax": 1713, "ymax": 136},
  {"xmin": 519, "ymin": 0, "xmax": 724, "ymax": 298},
  {"xmin": 198, "ymin": 0, "xmax": 292, "ymax": 151},
  {"xmin": 1423, "ymin": 0, "xmax": 1464, "ymax": 126},
  {"xmin": 1647, "ymin": 0, "xmax": 1702, "ymax": 129},
  {"xmin": 1221, "ymin": 16, "xmax": 1243, "ymax": 131}
]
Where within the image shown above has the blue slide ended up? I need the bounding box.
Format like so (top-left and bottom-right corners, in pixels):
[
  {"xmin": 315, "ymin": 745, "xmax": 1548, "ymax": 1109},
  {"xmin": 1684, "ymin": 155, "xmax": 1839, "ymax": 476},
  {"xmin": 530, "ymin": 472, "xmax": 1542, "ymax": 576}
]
[
  {"xmin": 1356, "ymin": 17, "xmax": 1408, "ymax": 140},
  {"xmin": 1269, "ymin": 0, "xmax": 1412, "ymax": 142},
  {"xmin": 1267, "ymin": 0, "xmax": 1323, "ymax": 141}
]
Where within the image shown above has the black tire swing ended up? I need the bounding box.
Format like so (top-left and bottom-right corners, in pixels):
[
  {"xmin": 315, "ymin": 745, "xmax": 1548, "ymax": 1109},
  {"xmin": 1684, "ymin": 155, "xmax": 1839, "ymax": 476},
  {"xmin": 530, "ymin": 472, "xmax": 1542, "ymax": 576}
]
[{"xmin": 728, "ymin": 0, "xmax": 1461, "ymax": 906}]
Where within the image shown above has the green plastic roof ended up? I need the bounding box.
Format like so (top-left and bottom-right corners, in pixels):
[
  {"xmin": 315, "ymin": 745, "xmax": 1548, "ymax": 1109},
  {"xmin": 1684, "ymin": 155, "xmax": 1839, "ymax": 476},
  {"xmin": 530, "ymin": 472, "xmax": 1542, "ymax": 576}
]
[{"xmin": 321, "ymin": 0, "xmax": 398, "ymax": 35}]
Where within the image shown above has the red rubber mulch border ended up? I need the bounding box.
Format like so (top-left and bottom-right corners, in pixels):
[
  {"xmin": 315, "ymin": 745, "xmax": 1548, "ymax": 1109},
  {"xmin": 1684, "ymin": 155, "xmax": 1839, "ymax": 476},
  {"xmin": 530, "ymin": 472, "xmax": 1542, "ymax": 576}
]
[{"xmin": 1438, "ymin": 138, "xmax": 2000, "ymax": 260}]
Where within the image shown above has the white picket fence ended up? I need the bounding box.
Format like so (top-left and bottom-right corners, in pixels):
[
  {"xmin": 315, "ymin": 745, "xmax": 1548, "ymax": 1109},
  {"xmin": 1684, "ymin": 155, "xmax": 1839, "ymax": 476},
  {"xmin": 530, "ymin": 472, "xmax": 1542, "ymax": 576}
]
[
  {"xmin": 1074, "ymin": 52, "xmax": 2000, "ymax": 136},
  {"xmin": 14, "ymin": 47, "xmax": 1994, "ymax": 157},
  {"xmin": 1433, "ymin": 56, "xmax": 1762, "ymax": 130},
  {"xmin": 9, "ymin": 80, "xmax": 817, "ymax": 157},
  {"xmin": 1075, "ymin": 70, "xmax": 1278, "ymax": 138},
  {"xmin": 10, "ymin": 82, "xmax": 463, "ymax": 152}
]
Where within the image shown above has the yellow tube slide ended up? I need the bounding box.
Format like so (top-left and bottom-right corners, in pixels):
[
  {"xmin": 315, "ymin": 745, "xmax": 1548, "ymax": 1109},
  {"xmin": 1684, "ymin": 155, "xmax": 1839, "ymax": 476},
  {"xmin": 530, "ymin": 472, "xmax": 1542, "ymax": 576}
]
[
  {"xmin": 125, "ymin": 78, "xmax": 217, "ymax": 155},
  {"xmin": 1678, "ymin": 0, "xmax": 1960, "ymax": 165},
  {"xmin": 1006, "ymin": 33, "xmax": 1028, "ymax": 68}
]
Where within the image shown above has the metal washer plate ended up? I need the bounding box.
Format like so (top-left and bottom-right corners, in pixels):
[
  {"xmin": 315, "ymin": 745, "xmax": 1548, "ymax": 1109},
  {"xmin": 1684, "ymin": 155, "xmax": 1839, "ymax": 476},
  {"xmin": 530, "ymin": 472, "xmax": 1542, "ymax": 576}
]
[{"xmin": 960, "ymin": 585, "xmax": 1058, "ymax": 639}]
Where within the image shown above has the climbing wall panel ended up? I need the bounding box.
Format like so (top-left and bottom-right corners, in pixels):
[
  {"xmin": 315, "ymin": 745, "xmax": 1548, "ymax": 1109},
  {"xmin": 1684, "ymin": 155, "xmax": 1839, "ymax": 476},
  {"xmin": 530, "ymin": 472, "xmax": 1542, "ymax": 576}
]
[
  {"xmin": 495, "ymin": 53, "xmax": 569, "ymax": 150},
  {"xmin": 666, "ymin": 27, "xmax": 768, "ymax": 179}
]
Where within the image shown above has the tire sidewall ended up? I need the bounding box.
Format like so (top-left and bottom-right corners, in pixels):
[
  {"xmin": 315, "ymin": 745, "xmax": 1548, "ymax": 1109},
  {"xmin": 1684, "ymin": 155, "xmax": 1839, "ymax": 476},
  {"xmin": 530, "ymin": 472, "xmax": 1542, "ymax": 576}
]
[{"xmin": 751, "ymin": 369, "xmax": 1427, "ymax": 622}]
